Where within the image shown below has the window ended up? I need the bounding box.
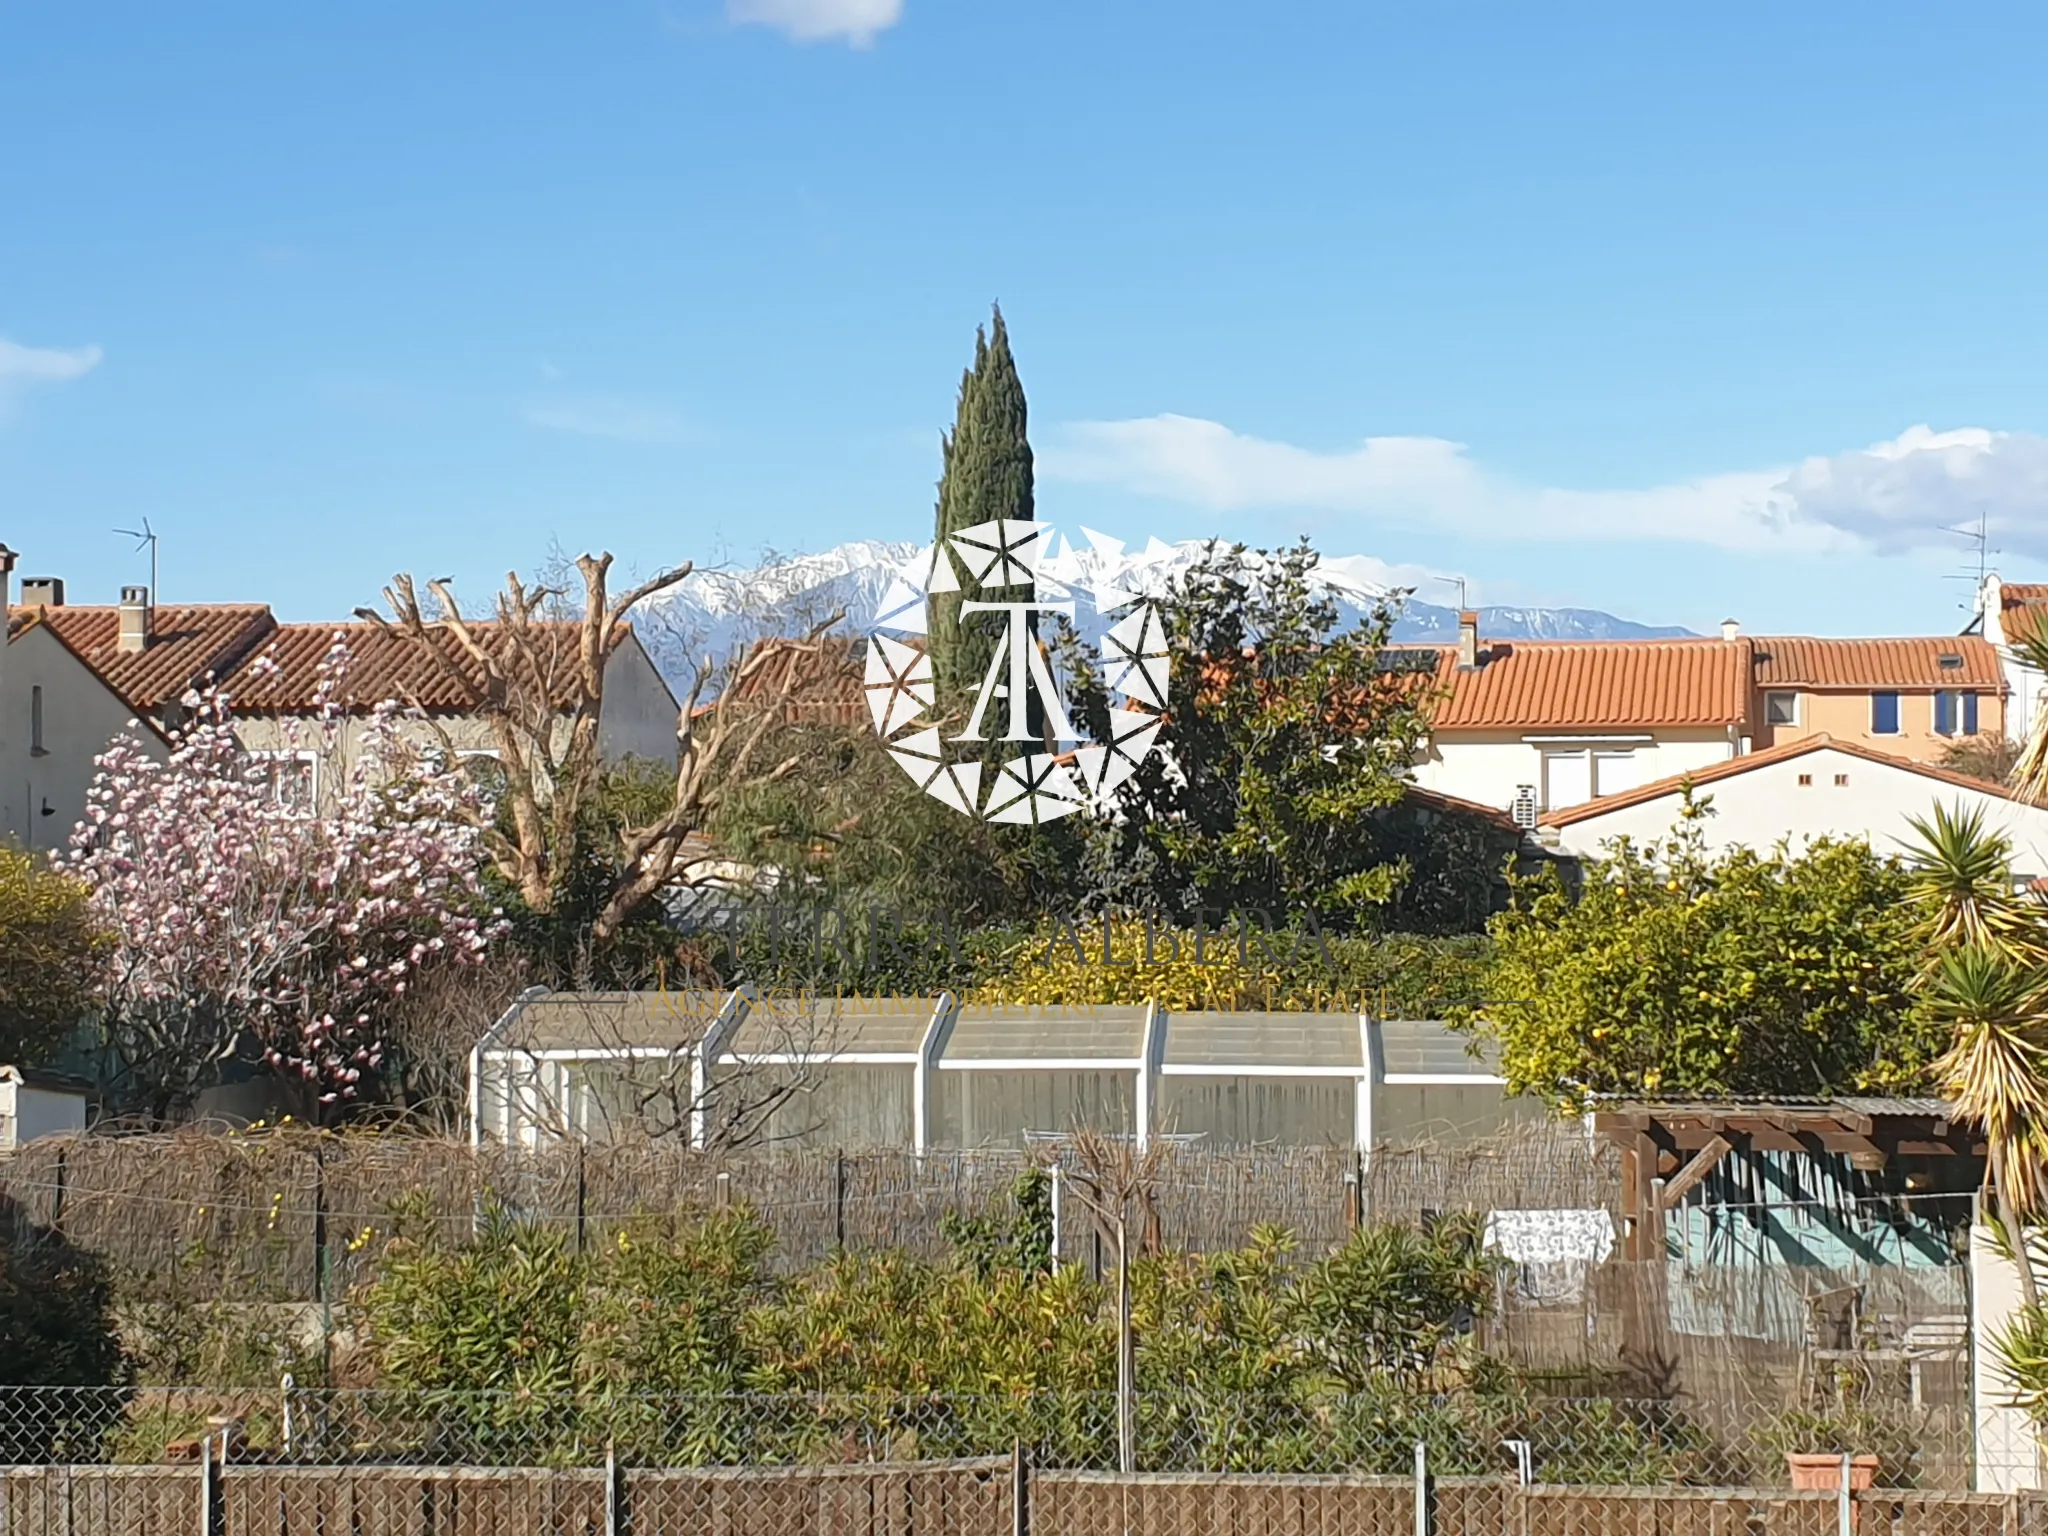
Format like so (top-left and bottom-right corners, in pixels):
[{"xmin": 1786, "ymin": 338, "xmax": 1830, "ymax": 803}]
[
  {"xmin": 1797, "ymin": 773, "xmax": 1812, "ymax": 787},
  {"xmin": 29, "ymin": 685, "xmax": 44, "ymax": 756},
  {"xmin": 1871, "ymin": 692, "xmax": 1901, "ymax": 735},
  {"xmin": 1935, "ymin": 691, "xmax": 1980, "ymax": 737},
  {"xmin": 1834, "ymin": 774, "xmax": 1849, "ymax": 787},
  {"xmin": 1592, "ymin": 750, "xmax": 1642, "ymax": 796},
  {"xmin": 1543, "ymin": 751, "xmax": 1593, "ymax": 811},
  {"xmin": 251, "ymin": 751, "xmax": 317, "ymax": 816},
  {"xmin": 1765, "ymin": 691, "xmax": 1799, "ymax": 727},
  {"xmin": 1510, "ymin": 785, "xmax": 1538, "ymax": 830}
]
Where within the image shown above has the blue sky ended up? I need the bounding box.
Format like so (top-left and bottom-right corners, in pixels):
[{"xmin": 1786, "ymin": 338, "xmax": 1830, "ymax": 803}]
[{"xmin": 6, "ymin": 1, "xmax": 2048, "ymax": 635}]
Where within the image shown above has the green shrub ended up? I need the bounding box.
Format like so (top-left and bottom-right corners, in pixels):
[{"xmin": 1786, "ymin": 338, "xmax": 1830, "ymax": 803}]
[{"xmin": 0, "ymin": 1233, "xmax": 128, "ymax": 1460}]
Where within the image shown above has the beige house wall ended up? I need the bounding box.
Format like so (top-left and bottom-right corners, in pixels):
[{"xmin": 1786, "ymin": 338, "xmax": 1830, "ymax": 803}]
[
  {"xmin": 1754, "ymin": 687, "xmax": 2004, "ymax": 761},
  {"xmin": 5, "ymin": 626, "xmax": 679, "ymax": 835},
  {"xmin": 233, "ymin": 636, "xmax": 679, "ymax": 810},
  {"xmin": 0, "ymin": 625, "xmax": 167, "ymax": 852}
]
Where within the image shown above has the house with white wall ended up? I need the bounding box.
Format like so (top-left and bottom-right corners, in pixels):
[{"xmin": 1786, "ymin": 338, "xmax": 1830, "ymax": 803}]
[
  {"xmin": 1537, "ymin": 735, "xmax": 2048, "ymax": 878},
  {"xmin": 1401, "ymin": 613, "xmax": 2009, "ymax": 825},
  {"xmin": 1972, "ymin": 573, "xmax": 2048, "ymax": 746},
  {"xmin": 1402, "ymin": 616, "xmax": 1753, "ymax": 825}
]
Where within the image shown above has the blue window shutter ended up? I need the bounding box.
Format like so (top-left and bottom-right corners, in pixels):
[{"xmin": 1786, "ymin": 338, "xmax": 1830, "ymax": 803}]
[
  {"xmin": 1935, "ymin": 692, "xmax": 1955, "ymax": 736},
  {"xmin": 1965, "ymin": 693, "xmax": 1980, "ymax": 735},
  {"xmin": 1873, "ymin": 692, "xmax": 1900, "ymax": 734}
]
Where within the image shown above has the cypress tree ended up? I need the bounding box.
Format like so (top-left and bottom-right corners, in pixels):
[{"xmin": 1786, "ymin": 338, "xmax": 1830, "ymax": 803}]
[{"xmin": 929, "ymin": 306, "xmax": 1036, "ymax": 718}]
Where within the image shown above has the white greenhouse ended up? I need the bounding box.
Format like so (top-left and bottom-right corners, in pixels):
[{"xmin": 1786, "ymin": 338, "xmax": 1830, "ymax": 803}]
[{"xmin": 470, "ymin": 991, "xmax": 1522, "ymax": 1152}]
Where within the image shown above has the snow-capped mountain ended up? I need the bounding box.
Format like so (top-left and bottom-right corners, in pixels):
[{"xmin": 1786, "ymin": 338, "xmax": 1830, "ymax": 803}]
[{"xmin": 636, "ymin": 536, "xmax": 1691, "ymax": 687}]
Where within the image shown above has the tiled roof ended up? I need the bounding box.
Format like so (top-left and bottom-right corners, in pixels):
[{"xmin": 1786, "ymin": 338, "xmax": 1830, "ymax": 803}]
[
  {"xmin": 717, "ymin": 637, "xmax": 870, "ymax": 726},
  {"xmin": 1399, "ymin": 640, "xmax": 1751, "ymax": 731},
  {"xmin": 1750, "ymin": 636, "xmax": 2002, "ymax": 689},
  {"xmin": 1537, "ymin": 734, "xmax": 2028, "ymax": 828},
  {"xmin": 2001, "ymin": 584, "xmax": 2048, "ymax": 647},
  {"xmin": 218, "ymin": 622, "xmax": 594, "ymax": 712},
  {"xmin": 6, "ymin": 604, "xmax": 275, "ymax": 710}
]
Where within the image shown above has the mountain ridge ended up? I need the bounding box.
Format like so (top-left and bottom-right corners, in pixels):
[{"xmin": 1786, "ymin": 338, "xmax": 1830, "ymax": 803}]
[{"xmin": 635, "ymin": 538, "xmax": 1693, "ymax": 686}]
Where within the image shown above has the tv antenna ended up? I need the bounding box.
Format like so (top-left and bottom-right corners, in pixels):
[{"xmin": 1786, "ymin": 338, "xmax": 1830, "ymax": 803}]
[
  {"xmin": 113, "ymin": 519, "xmax": 160, "ymax": 601},
  {"xmin": 1939, "ymin": 513, "xmax": 1998, "ymax": 611},
  {"xmin": 1433, "ymin": 574, "xmax": 1471, "ymax": 610}
]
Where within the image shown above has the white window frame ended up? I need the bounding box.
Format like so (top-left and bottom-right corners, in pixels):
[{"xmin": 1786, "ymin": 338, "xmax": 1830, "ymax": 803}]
[
  {"xmin": 1934, "ymin": 690, "xmax": 1980, "ymax": 738},
  {"xmin": 1764, "ymin": 690, "xmax": 1800, "ymax": 727},
  {"xmin": 249, "ymin": 749, "xmax": 319, "ymax": 817}
]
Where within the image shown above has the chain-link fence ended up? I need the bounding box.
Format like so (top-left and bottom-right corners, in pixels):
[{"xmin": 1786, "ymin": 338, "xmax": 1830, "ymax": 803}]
[
  {"xmin": 0, "ymin": 1384, "xmax": 1993, "ymax": 1480},
  {"xmin": 5, "ymin": 1451, "xmax": 2048, "ymax": 1536},
  {"xmin": 0, "ymin": 1386, "xmax": 2040, "ymax": 1536}
]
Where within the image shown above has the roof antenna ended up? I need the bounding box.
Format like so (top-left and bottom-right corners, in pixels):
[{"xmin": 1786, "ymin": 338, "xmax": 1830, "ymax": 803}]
[
  {"xmin": 1433, "ymin": 574, "xmax": 1470, "ymax": 610},
  {"xmin": 113, "ymin": 518, "xmax": 159, "ymax": 603},
  {"xmin": 1940, "ymin": 512, "xmax": 1998, "ymax": 613}
]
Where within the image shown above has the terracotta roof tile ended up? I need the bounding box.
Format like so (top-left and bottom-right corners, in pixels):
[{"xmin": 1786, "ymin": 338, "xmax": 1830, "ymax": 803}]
[
  {"xmin": 2002, "ymin": 584, "xmax": 2048, "ymax": 648},
  {"xmin": 1750, "ymin": 636, "xmax": 2002, "ymax": 689},
  {"xmin": 1394, "ymin": 639, "xmax": 1751, "ymax": 731},
  {"xmin": 1537, "ymin": 734, "xmax": 2028, "ymax": 828},
  {"xmin": 220, "ymin": 622, "xmax": 593, "ymax": 712},
  {"xmin": 6, "ymin": 604, "xmax": 275, "ymax": 710},
  {"xmin": 721, "ymin": 637, "xmax": 869, "ymax": 726}
]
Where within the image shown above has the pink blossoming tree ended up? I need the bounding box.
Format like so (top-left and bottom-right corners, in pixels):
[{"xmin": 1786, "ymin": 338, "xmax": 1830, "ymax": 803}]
[{"xmin": 68, "ymin": 637, "xmax": 504, "ymax": 1119}]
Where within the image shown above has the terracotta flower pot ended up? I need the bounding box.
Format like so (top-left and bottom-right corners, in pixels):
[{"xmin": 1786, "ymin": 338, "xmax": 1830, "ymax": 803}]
[{"xmin": 1787, "ymin": 1453, "xmax": 1879, "ymax": 1491}]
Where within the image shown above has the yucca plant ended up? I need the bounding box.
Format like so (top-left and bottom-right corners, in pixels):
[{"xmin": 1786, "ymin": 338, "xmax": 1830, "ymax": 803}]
[
  {"xmin": 1904, "ymin": 803, "xmax": 2033, "ymax": 958},
  {"xmin": 2008, "ymin": 632, "xmax": 2048, "ymax": 806},
  {"xmin": 1995, "ymin": 1300, "xmax": 2048, "ymax": 1430},
  {"xmin": 1921, "ymin": 944, "xmax": 2048, "ymax": 1304}
]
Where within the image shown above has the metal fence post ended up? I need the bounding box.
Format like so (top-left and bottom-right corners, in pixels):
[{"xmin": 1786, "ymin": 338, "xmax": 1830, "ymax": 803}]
[
  {"xmin": 834, "ymin": 1150, "xmax": 847, "ymax": 1251},
  {"xmin": 1011, "ymin": 1439, "xmax": 1028, "ymax": 1536},
  {"xmin": 198, "ymin": 1428, "xmax": 225, "ymax": 1536},
  {"xmin": 1837, "ymin": 1451, "xmax": 1852, "ymax": 1536},
  {"xmin": 1413, "ymin": 1441, "xmax": 1431, "ymax": 1536},
  {"xmin": 605, "ymin": 1441, "xmax": 622, "ymax": 1536},
  {"xmin": 1048, "ymin": 1163, "xmax": 1062, "ymax": 1273}
]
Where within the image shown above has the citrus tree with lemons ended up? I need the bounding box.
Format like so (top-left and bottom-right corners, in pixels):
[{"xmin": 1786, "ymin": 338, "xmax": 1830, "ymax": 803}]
[{"xmin": 1460, "ymin": 791, "xmax": 1931, "ymax": 1113}]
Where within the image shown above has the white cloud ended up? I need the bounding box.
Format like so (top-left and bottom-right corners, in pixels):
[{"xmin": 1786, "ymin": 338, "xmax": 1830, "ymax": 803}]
[
  {"xmin": 1044, "ymin": 414, "xmax": 2048, "ymax": 558},
  {"xmin": 0, "ymin": 337, "xmax": 102, "ymax": 417},
  {"xmin": 726, "ymin": 0, "xmax": 902, "ymax": 46},
  {"xmin": 525, "ymin": 399, "xmax": 693, "ymax": 445}
]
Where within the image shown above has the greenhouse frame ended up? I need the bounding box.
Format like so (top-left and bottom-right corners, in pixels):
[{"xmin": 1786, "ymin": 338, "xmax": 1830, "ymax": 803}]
[{"xmin": 470, "ymin": 989, "xmax": 1519, "ymax": 1152}]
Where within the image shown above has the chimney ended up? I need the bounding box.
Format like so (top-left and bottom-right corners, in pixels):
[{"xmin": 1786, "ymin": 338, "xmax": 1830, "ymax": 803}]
[
  {"xmin": 1457, "ymin": 610, "xmax": 1480, "ymax": 669},
  {"xmin": 118, "ymin": 585, "xmax": 152, "ymax": 653},
  {"xmin": 1721, "ymin": 618, "xmax": 1740, "ymax": 641},
  {"xmin": 19, "ymin": 577, "xmax": 63, "ymax": 608},
  {"xmin": 0, "ymin": 544, "xmax": 15, "ymax": 626}
]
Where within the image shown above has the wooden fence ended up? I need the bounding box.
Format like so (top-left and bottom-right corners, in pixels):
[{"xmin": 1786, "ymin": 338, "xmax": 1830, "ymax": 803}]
[{"xmin": 4, "ymin": 1463, "xmax": 2046, "ymax": 1536}]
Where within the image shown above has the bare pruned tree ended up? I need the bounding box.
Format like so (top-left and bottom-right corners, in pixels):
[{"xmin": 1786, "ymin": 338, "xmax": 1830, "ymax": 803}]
[
  {"xmin": 367, "ymin": 552, "xmax": 845, "ymax": 943},
  {"xmin": 1061, "ymin": 1128, "xmax": 1172, "ymax": 1474}
]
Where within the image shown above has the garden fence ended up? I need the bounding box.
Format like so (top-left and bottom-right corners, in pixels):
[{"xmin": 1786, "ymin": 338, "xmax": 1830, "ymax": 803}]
[
  {"xmin": 0, "ymin": 1385, "xmax": 2038, "ymax": 1536},
  {"xmin": 0, "ymin": 1129, "xmax": 1617, "ymax": 1298}
]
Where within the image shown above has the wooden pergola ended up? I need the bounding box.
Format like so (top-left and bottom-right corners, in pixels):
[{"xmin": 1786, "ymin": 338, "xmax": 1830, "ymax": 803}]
[{"xmin": 1591, "ymin": 1099, "xmax": 1983, "ymax": 1262}]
